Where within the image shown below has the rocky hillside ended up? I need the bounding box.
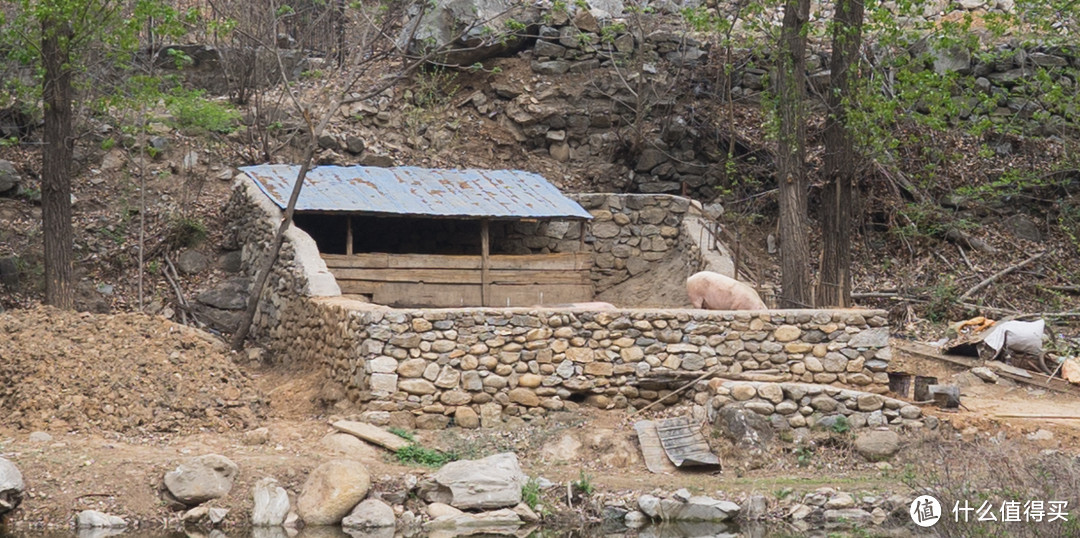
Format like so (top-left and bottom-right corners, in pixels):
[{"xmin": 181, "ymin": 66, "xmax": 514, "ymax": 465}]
[{"xmin": 0, "ymin": 0, "xmax": 1079, "ymax": 332}]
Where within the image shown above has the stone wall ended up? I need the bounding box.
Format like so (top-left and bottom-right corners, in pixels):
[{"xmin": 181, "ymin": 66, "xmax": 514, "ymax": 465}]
[
  {"xmin": 707, "ymin": 381, "xmax": 934, "ymax": 433},
  {"xmin": 227, "ymin": 176, "xmax": 893, "ymax": 429},
  {"xmin": 301, "ymin": 302, "xmax": 892, "ymax": 429}
]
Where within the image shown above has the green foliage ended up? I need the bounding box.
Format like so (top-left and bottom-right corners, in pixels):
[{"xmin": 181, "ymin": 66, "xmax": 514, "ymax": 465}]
[
  {"xmin": 395, "ymin": 444, "xmax": 457, "ymax": 468},
  {"xmin": 166, "ymin": 216, "xmax": 207, "ymax": 248},
  {"xmin": 388, "ymin": 427, "xmax": 416, "ymax": 442},
  {"xmin": 165, "ymin": 88, "xmax": 240, "ymax": 134},
  {"xmin": 830, "ymin": 416, "xmax": 850, "ymax": 434},
  {"xmin": 571, "ymin": 470, "xmax": 594, "ymax": 496},
  {"xmin": 521, "ymin": 477, "xmax": 542, "ymax": 511},
  {"xmin": 99, "ymin": 137, "xmax": 116, "ymax": 151},
  {"xmin": 924, "ymin": 277, "xmax": 959, "ymax": 323},
  {"xmin": 796, "ymin": 446, "xmax": 813, "ymax": 467},
  {"xmin": 0, "ymin": 136, "xmax": 17, "ymax": 147}
]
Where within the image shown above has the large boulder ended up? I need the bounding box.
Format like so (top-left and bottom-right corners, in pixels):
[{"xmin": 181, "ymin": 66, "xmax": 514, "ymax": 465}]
[
  {"xmin": 296, "ymin": 459, "xmax": 371, "ymax": 525},
  {"xmin": 252, "ymin": 478, "xmax": 291, "ymax": 526},
  {"xmin": 342, "ymin": 498, "xmax": 396, "ymax": 529},
  {"xmin": 0, "ymin": 160, "xmax": 19, "ymax": 195},
  {"xmin": 162, "ymin": 454, "xmax": 238, "ymax": 506},
  {"xmin": 0, "ymin": 457, "xmax": 24, "ymax": 516},
  {"xmin": 419, "ymin": 453, "xmax": 527, "ymax": 510},
  {"xmin": 399, "ymin": 0, "xmax": 542, "ymax": 66},
  {"xmin": 854, "ymin": 429, "xmax": 901, "ymax": 462},
  {"xmin": 196, "ymin": 277, "xmax": 250, "ymax": 310}
]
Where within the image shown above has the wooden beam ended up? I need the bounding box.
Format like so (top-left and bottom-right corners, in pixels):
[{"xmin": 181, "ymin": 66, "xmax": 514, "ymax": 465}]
[
  {"xmin": 579, "ymin": 220, "xmax": 586, "ymax": 252},
  {"xmin": 322, "ymin": 252, "xmax": 591, "ymax": 271},
  {"xmin": 326, "ymin": 267, "xmax": 591, "ymax": 285},
  {"xmin": 345, "ymin": 216, "xmax": 353, "ymax": 256},
  {"xmin": 481, "ymin": 219, "xmax": 490, "ymax": 307}
]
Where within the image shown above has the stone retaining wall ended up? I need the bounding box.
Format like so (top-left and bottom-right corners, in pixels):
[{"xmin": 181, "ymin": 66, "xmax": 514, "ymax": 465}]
[{"xmin": 708, "ymin": 381, "xmax": 934, "ymax": 432}]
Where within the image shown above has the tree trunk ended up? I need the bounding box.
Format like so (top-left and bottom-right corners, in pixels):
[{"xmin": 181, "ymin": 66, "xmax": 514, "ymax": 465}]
[
  {"xmin": 775, "ymin": 0, "xmax": 812, "ymax": 308},
  {"xmin": 818, "ymin": 0, "xmax": 864, "ymax": 307},
  {"xmin": 41, "ymin": 17, "xmax": 75, "ymax": 309}
]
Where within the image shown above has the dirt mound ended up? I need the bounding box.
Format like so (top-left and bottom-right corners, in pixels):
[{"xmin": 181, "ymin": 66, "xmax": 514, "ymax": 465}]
[{"xmin": 0, "ymin": 306, "xmax": 265, "ymax": 435}]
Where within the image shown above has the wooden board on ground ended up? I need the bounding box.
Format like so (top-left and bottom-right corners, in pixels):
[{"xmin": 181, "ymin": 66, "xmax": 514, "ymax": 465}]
[
  {"xmin": 331, "ymin": 420, "xmax": 411, "ymax": 451},
  {"xmin": 654, "ymin": 416, "xmax": 721, "ymax": 468},
  {"xmin": 633, "ymin": 420, "xmax": 679, "ymax": 474},
  {"xmin": 894, "ymin": 342, "xmax": 1080, "ymax": 396}
]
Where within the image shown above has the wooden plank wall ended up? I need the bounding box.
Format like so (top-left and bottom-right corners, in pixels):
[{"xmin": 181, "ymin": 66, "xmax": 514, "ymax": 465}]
[{"xmin": 322, "ymin": 252, "xmax": 593, "ymax": 307}]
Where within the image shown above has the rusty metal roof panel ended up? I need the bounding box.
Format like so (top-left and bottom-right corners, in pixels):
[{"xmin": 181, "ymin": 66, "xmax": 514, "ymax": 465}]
[
  {"xmin": 240, "ymin": 164, "xmax": 592, "ymax": 220},
  {"xmin": 654, "ymin": 416, "xmax": 722, "ymax": 468}
]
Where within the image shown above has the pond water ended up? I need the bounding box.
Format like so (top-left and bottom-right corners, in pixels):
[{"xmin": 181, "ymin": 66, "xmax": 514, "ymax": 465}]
[{"xmin": 0, "ymin": 520, "xmax": 905, "ymax": 538}]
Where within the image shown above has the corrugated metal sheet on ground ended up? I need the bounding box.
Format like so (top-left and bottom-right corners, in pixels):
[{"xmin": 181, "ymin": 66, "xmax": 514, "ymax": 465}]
[
  {"xmin": 240, "ymin": 164, "xmax": 592, "ymax": 220},
  {"xmin": 655, "ymin": 416, "xmax": 721, "ymax": 468}
]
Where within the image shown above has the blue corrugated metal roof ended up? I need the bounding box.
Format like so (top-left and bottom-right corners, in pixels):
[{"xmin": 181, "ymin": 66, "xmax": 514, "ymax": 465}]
[{"xmin": 240, "ymin": 164, "xmax": 592, "ymax": 220}]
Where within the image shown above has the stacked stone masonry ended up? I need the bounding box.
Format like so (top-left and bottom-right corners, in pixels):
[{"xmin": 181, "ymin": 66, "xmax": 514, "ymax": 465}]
[
  {"xmin": 708, "ymin": 381, "xmax": 933, "ymax": 432},
  {"xmin": 226, "ymin": 177, "xmax": 894, "ymax": 428}
]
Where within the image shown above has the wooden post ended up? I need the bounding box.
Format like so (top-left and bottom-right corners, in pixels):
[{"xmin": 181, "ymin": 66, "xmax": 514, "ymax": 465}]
[
  {"xmin": 578, "ymin": 220, "xmax": 586, "ymax": 252},
  {"xmin": 733, "ymin": 229, "xmax": 741, "ymax": 281},
  {"xmin": 481, "ymin": 219, "xmax": 490, "ymax": 307},
  {"xmin": 346, "ymin": 216, "xmax": 353, "ymax": 256}
]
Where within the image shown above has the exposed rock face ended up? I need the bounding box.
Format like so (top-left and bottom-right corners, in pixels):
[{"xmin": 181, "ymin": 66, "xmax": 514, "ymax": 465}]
[
  {"xmin": 399, "ymin": 0, "xmax": 541, "ymax": 66},
  {"xmin": 252, "ymin": 478, "xmax": 290, "ymax": 526},
  {"xmin": 420, "ymin": 453, "xmax": 527, "ymax": 509},
  {"xmin": 0, "ymin": 458, "xmax": 23, "ymax": 516},
  {"xmin": 296, "ymin": 459, "xmax": 371, "ymax": 525},
  {"xmin": 715, "ymin": 405, "xmax": 774, "ymax": 447},
  {"xmin": 163, "ymin": 454, "xmax": 238, "ymax": 506}
]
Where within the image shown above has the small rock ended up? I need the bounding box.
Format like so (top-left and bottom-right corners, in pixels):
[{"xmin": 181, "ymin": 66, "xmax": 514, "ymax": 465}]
[
  {"xmin": 638, "ymin": 494, "xmax": 661, "ymax": 518},
  {"xmin": 743, "ymin": 494, "xmax": 768, "ymax": 519},
  {"xmin": 342, "ymin": 498, "xmax": 396, "ymax": 529},
  {"xmin": 854, "ymin": 430, "xmax": 900, "ymax": 462},
  {"xmin": 252, "ymin": 478, "xmax": 290, "ymax": 526},
  {"xmin": 76, "ymin": 510, "xmax": 126, "ymax": 528},
  {"xmin": 426, "ymin": 503, "xmax": 463, "ymax": 519},
  {"xmin": 971, "ymin": 366, "xmax": 999, "ymax": 383},
  {"xmin": 175, "ymin": 250, "xmax": 210, "ymax": 275},
  {"xmin": 1027, "ymin": 429, "xmax": 1054, "ymax": 442},
  {"xmin": 824, "ymin": 492, "xmax": 855, "ymax": 509},
  {"xmin": 0, "ymin": 160, "xmax": 20, "ymax": 194},
  {"xmin": 163, "ymin": 454, "xmax": 238, "ymax": 506},
  {"xmin": 28, "ymin": 431, "xmax": 53, "ymax": 443},
  {"xmin": 511, "ymin": 502, "xmax": 539, "ymax": 523},
  {"xmin": 624, "ymin": 510, "xmax": 648, "ymax": 528},
  {"xmin": 242, "ymin": 427, "xmax": 270, "ymax": 446}
]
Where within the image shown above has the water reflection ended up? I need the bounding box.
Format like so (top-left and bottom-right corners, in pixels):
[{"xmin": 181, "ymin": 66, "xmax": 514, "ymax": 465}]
[{"xmin": 2, "ymin": 520, "xmax": 885, "ymax": 538}]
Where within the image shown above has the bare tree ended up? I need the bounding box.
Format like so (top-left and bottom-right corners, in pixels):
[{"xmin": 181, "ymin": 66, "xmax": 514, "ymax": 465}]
[
  {"xmin": 41, "ymin": 14, "xmax": 75, "ymax": 309},
  {"xmin": 817, "ymin": 0, "xmax": 864, "ymax": 307},
  {"xmin": 774, "ymin": 0, "xmax": 812, "ymax": 308}
]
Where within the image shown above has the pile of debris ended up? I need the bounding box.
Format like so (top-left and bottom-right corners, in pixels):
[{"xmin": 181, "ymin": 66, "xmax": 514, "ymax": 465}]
[{"xmin": 0, "ymin": 306, "xmax": 266, "ymax": 435}]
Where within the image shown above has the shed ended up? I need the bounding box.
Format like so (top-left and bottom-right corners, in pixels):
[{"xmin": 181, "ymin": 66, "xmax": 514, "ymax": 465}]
[{"xmin": 241, "ymin": 164, "xmax": 594, "ymax": 308}]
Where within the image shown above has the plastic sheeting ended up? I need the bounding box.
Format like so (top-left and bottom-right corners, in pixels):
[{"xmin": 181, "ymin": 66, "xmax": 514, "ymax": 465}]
[{"xmin": 982, "ymin": 319, "xmax": 1045, "ymax": 357}]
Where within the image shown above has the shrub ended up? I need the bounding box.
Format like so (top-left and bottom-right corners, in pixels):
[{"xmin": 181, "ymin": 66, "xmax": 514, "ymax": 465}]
[{"xmin": 165, "ymin": 88, "xmax": 241, "ymax": 134}]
